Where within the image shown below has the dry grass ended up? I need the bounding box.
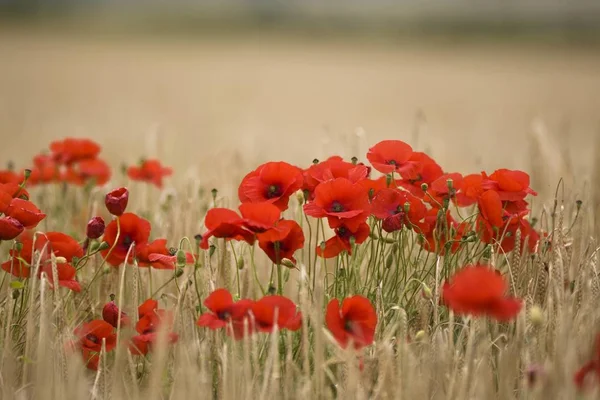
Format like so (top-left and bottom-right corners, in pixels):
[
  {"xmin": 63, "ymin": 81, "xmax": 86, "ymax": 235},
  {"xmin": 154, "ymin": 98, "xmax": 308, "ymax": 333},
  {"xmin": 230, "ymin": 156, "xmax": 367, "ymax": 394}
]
[{"xmin": 0, "ymin": 31, "xmax": 600, "ymax": 399}]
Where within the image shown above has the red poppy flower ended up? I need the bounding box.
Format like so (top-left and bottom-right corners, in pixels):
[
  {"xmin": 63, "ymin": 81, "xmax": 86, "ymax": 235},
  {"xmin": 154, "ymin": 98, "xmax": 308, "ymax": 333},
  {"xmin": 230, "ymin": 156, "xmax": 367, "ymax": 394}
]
[
  {"xmin": 366, "ymin": 140, "xmax": 414, "ymax": 175},
  {"xmin": 257, "ymin": 219, "xmax": 305, "ymax": 264},
  {"xmin": 127, "ymin": 159, "xmax": 173, "ymax": 188},
  {"xmin": 81, "ymin": 348, "xmax": 100, "ymax": 370},
  {"xmin": 420, "ymin": 208, "xmax": 471, "ymax": 255},
  {"xmin": 239, "ymin": 202, "xmax": 281, "ymax": 233},
  {"xmin": 303, "ymin": 178, "xmax": 370, "ymax": 231},
  {"xmin": 197, "ymin": 288, "xmax": 254, "ymax": 339},
  {"xmin": 482, "ymin": 169, "xmax": 537, "ymax": 202},
  {"xmin": 317, "ymin": 222, "xmax": 370, "ymax": 259},
  {"xmin": 370, "ymin": 188, "xmax": 427, "ymax": 233},
  {"xmin": 103, "ymin": 301, "xmax": 131, "ymax": 328},
  {"xmin": 455, "ymin": 173, "xmax": 484, "ymax": 207},
  {"xmin": 1, "ymin": 231, "xmax": 84, "ymax": 279},
  {"xmin": 424, "ymin": 173, "xmax": 463, "ymax": 206},
  {"xmin": 101, "ymin": 213, "xmax": 151, "ymax": 266},
  {"xmin": 39, "ymin": 261, "xmax": 82, "ymax": 292},
  {"xmin": 199, "ymin": 208, "xmax": 255, "ymax": 250},
  {"xmin": 238, "ymin": 161, "xmax": 304, "ymax": 211},
  {"xmin": 477, "ymin": 190, "xmax": 504, "ymax": 229},
  {"xmin": 251, "ymin": 295, "xmax": 302, "ymax": 332},
  {"xmin": 0, "ymin": 216, "xmax": 24, "ymax": 240},
  {"xmin": 50, "ymin": 138, "xmax": 101, "ymax": 165},
  {"xmin": 136, "ymin": 239, "xmax": 174, "ymax": 269},
  {"xmin": 441, "ymin": 264, "xmax": 522, "ymax": 321},
  {"xmin": 326, "ymin": 295, "xmax": 377, "ymax": 350},
  {"xmin": 5, "ymin": 198, "xmax": 46, "ymax": 229},
  {"xmin": 64, "ymin": 158, "xmax": 111, "ymax": 186},
  {"xmin": 0, "ymin": 169, "xmax": 19, "ymax": 184},
  {"xmin": 0, "ymin": 182, "xmax": 29, "ymax": 201},
  {"xmin": 86, "ymin": 216, "xmax": 105, "ymax": 239},
  {"xmin": 358, "ymin": 176, "xmax": 391, "ymax": 200},
  {"xmin": 397, "ymin": 152, "xmax": 444, "ymax": 195},
  {"xmin": 303, "ymin": 156, "xmax": 369, "ymax": 200},
  {"xmin": 574, "ymin": 334, "xmax": 600, "ymax": 389},
  {"xmin": 26, "ymin": 154, "xmax": 60, "ymax": 186},
  {"xmin": 105, "ymin": 187, "xmax": 129, "ymax": 216},
  {"xmin": 74, "ymin": 320, "xmax": 117, "ymax": 354},
  {"xmin": 138, "ymin": 299, "xmax": 158, "ymax": 318},
  {"xmin": 130, "ymin": 309, "xmax": 178, "ymax": 356}
]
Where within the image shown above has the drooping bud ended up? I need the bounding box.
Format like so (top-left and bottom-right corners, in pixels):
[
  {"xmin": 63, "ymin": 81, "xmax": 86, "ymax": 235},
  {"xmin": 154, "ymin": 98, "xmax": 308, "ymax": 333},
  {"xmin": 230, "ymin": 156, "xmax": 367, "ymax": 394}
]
[
  {"xmin": 86, "ymin": 216, "xmax": 105, "ymax": 239},
  {"xmin": 296, "ymin": 190, "xmax": 304, "ymax": 205},
  {"xmin": 280, "ymin": 258, "xmax": 296, "ymax": 269},
  {"xmin": 102, "ymin": 300, "xmax": 130, "ymax": 328},
  {"xmin": 105, "ymin": 187, "xmax": 129, "ymax": 216},
  {"xmin": 529, "ymin": 305, "xmax": 544, "ymax": 328},
  {"xmin": 421, "ymin": 283, "xmax": 433, "ymax": 300},
  {"xmin": 176, "ymin": 249, "xmax": 187, "ymax": 267},
  {"xmin": 174, "ymin": 268, "xmax": 184, "ymax": 277},
  {"xmin": 97, "ymin": 241, "xmax": 110, "ymax": 251},
  {"xmin": 236, "ymin": 257, "xmax": 244, "ymax": 270}
]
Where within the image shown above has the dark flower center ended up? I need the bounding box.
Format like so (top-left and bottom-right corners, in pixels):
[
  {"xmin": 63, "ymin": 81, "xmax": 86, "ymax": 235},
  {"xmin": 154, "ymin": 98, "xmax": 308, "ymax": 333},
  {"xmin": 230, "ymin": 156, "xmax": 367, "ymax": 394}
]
[
  {"xmin": 330, "ymin": 201, "xmax": 345, "ymax": 213},
  {"xmin": 122, "ymin": 235, "xmax": 133, "ymax": 249},
  {"xmin": 336, "ymin": 227, "xmax": 352, "ymax": 240},
  {"xmin": 344, "ymin": 320, "xmax": 354, "ymax": 333},
  {"xmin": 217, "ymin": 311, "xmax": 231, "ymax": 320},
  {"xmin": 386, "ymin": 160, "xmax": 397, "ymax": 166},
  {"xmin": 266, "ymin": 184, "xmax": 282, "ymax": 199},
  {"xmin": 86, "ymin": 334, "xmax": 99, "ymax": 344}
]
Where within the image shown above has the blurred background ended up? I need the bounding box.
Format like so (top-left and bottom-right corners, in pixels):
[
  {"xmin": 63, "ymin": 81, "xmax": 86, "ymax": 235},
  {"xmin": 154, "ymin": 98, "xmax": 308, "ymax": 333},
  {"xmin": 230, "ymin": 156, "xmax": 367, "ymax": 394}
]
[{"xmin": 0, "ymin": 0, "xmax": 599, "ymax": 200}]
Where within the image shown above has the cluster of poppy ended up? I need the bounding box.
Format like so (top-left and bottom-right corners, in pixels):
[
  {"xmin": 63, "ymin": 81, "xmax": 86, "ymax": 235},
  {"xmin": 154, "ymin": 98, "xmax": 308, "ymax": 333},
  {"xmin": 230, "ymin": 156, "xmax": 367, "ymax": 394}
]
[
  {"xmin": 73, "ymin": 298, "xmax": 178, "ymax": 370},
  {"xmin": 0, "ymin": 182, "xmax": 45, "ymax": 241},
  {"xmin": 202, "ymin": 140, "xmax": 541, "ymax": 260},
  {"xmin": 0, "ymin": 138, "xmax": 172, "ymax": 189},
  {"xmin": 196, "ymin": 288, "xmax": 377, "ymax": 351}
]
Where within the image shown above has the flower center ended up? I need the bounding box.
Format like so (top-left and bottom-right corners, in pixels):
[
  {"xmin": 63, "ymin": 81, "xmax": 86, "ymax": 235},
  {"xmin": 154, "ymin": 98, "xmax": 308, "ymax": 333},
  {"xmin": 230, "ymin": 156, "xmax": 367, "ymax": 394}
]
[
  {"xmin": 344, "ymin": 320, "xmax": 354, "ymax": 333},
  {"xmin": 86, "ymin": 334, "xmax": 99, "ymax": 344},
  {"xmin": 122, "ymin": 235, "xmax": 133, "ymax": 249},
  {"xmin": 266, "ymin": 184, "xmax": 282, "ymax": 199},
  {"xmin": 386, "ymin": 160, "xmax": 397, "ymax": 166},
  {"xmin": 217, "ymin": 311, "xmax": 231, "ymax": 320},
  {"xmin": 330, "ymin": 201, "xmax": 344, "ymax": 213}
]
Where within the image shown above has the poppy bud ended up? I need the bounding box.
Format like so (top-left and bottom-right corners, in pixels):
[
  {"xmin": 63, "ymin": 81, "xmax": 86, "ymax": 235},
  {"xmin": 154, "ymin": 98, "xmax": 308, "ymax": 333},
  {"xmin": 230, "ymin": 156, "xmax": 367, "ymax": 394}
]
[
  {"xmin": 386, "ymin": 174, "xmax": 393, "ymax": 187},
  {"xmin": 86, "ymin": 216, "xmax": 105, "ymax": 239},
  {"xmin": 97, "ymin": 241, "xmax": 110, "ymax": 251},
  {"xmin": 351, "ymin": 156, "xmax": 358, "ymax": 165},
  {"xmin": 576, "ymin": 199, "xmax": 583, "ymax": 209},
  {"xmin": 176, "ymin": 249, "xmax": 187, "ymax": 267},
  {"xmin": 105, "ymin": 187, "xmax": 129, "ymax": 216},
  {"xmin": 414, "ymin": 330, "xmax": 426, "ymax": 342},
  {"xmin": 281, "ymin": 258, "xmax": 296, "ymax": 269},
  {"xmin": 420, "ymin": 183, "xmax": 428, "ymax": 192},
  {"xmin": 529, "ymin": 305, "xmax": 544, "ymax": 328},
  {"xmin": 421, "ymin": 284, "xmax": 433, "ymax": 300},
  {"xmin": 237, "ymin": 257, "xmax": 244, "ymax": 270},
  {"xmin": 211, "ymin": 188, "xmax": 218, "ymax": 201},
  {"xmin": 54, "ymin": 256, "xmax": 67, "ymax": 264},
  {"xmin": 102, "ymin": 300, "xmax": 130, "ymax": 328},
  {"xmin": 446, "ymin": 178, "xmax": 453, "ymax": 191},
  {"xmin": 174, "ymin": 268, "xmax": 184, "ymax": 277},
  {"xmin": 15, "ymin": 241, "xmax": 23, "ymax": 252},
  {"xmin": 403, "ymin": 202, "xmax": 411, "ymax": 213},
  {"xmin": 208, "ymin": 244, "xmax": 216, "ymax": 258},
  {"xmin": 296, "ymin": 190, "xmax": 304, "ymax": 205},
  {"xmin": 194, "ymin": 234, "xmax": 202, "ymax": 243},
  {"xmin": 23, "ymin": 169, "xmax": 32, "ymax": 180},
  {"xmin": 312, "ymin": 158, "xmax": 319, "ymax": 165}
]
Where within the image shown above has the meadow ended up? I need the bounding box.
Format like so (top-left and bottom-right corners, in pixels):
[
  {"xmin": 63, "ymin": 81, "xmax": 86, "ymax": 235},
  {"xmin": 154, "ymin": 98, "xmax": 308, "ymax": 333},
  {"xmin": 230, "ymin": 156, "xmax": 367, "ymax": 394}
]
[{"xmin": 0, "ymin": 30, "xmax": 600, "ymax": 399}]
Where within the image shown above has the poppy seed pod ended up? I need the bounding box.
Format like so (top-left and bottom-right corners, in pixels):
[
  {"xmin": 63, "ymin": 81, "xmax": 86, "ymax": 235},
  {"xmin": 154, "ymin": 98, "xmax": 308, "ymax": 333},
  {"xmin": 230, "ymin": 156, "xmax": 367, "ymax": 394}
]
[
  {"xmin": 105, "ymin": 187, "xmax": 129, "ymax": 216},
  {"xmin": 86, "ymin": 216, "xmax": 105, "ymax": 239}
]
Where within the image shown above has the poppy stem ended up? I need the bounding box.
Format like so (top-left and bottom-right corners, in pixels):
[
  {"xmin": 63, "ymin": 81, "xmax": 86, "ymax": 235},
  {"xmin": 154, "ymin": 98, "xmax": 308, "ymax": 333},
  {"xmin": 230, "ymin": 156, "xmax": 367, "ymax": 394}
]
[{"xmin": 230, "ymin": 242, "xmax": 241, "ymax": 298}]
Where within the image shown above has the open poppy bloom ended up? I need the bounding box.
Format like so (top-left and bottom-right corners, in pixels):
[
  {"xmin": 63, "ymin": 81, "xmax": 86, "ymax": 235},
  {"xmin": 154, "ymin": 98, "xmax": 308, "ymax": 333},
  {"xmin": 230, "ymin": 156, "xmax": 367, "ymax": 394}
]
[
  {"xmin": 74, "ymin": 319, "xmax": 117, "ymax": 370},
  {"xmin": 130, "ymin": 309, "xmax": 179, "ymax": 356},
  {"xmin": 103, "ymin": 300, "xmax": 131, "ymax": 328},
  {"xmin": 250, "ymin": 295, "xmax": 302, "ymax": 332},
  {"xmin": 303, "ymin": 156, "xmax": 369, "ymax": 200},
  {"xmin": 0, "ymin": 182, "xmax": 29, "ymax": 201},
  {"xmin": 197, "ymin": 288, "xmax": 254, "ymax": 339},
  {"xmin": 370, "ymin": 188, "xmax": 427, "ymax": 233},
  {"xmin": 303, "ymin": 178, "xmax": 370, "ymax": 231},
  {"xmin": 199, "ymin": 208, "xmax": 255, "ymax": 250},
  {"xmin": 257, "ymin": 219, "xmax": 305, "ymax": 264},
  {"xmin": 101, "ymin": 213, "xmax": 152, "ymax": 266},
  {"xmin": 442, "ymin": 264, "xmax": 522, "ymax": 321},
  {"xmin": 64, "ymin": 158, "xmax": 111, "ymax": 186},
  {"xmin": 317, "ymin": 222, "xmax": 370, "ymax": 258},
  {"xmin": 127, "ymin": 159, "xmax": 173, "ymax": 188},
  {"xmin": 358, "ymin": 176, "xmax": 393, "ymax": 200},
  {"xmin": 2, "ymin": 232, "xmax": 84, "ymax": 285},
  {"xmin": 424, "ymin": 173, "xmax": 463, "ymax": 206},
  {"xmin": 135, "ymin": 239, "xmax": 172, "ymax": 269},
  {"xmin": 326, "ymin": 295, "xmax": 377, "ymax": 350},
  {"xmin": 482, "ymin": 169, "xmax": 537, "ymax": 202},
  {"xmin": 0, "ymin": 169, "xmax": 19, "ymax": 184},
  {"xmin": 238, "ymin": 161, "xmax": 304, "ymax": 211},
  {"xmin": 397, "ymin": 152, "xmax": 444, "ymax": 196},
  {"xmin": 366, "ymin": 140, "xmax": 414, "ymax": 175},
  {"xmin": 25, "ymin": 153, "xmax": 60, "ymax": 186},
  {"xmin": 50, "ymin": 138, "xmax": 102, "ymax": 165},
  {"xmin": 238, "ymin": 202, "xmax": 282, "ymax": 233},
  {"xmin": 4, "ymin": 198, "xmax": 46, "ymax": 229}
]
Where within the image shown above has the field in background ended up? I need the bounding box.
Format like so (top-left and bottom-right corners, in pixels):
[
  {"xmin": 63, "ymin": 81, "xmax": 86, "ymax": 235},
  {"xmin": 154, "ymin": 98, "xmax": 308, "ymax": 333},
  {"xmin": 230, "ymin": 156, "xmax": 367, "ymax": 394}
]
[{"xmin": 0, "ymin": 29, "xmax": 599, "ymax": 200}]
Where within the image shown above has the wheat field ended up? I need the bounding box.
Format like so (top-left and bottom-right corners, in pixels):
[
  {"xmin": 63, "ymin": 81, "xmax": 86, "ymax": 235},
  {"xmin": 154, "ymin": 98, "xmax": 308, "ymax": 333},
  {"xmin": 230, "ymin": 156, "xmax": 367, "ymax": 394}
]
[{"xmin": 1, "ymin": 29, "xmax": 600, "ymax": 400}]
